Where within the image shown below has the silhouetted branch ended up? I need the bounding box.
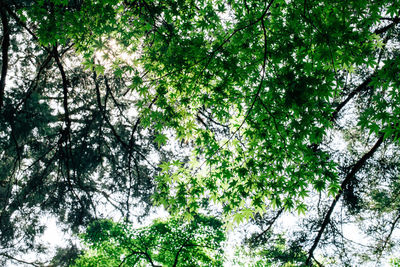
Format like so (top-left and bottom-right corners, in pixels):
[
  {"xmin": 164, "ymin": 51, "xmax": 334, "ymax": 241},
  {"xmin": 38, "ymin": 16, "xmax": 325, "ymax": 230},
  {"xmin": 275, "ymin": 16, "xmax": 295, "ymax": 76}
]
[
  {"xmin": 93, "ymin": 71, "xmax": 157, "ymax": 170},
  {"xmin": 0, "ymin": 4, "xmax": 10, "ymax": 111},
  {"xmin": 251, "ymin": 208, "xmax": 284, "ymax": 243},
  {"xmin": 374, "ymin": 18, "xmax": 400, "ymax": 35},
  {"xmin": 331, "ymin": 76, "xmax": 373, "ymax": 121},
  {"xmin": 306, "ymin": 134, "xmax": 384, "ymax": 265},
  {"xmin": 0, "ymin": 253, "xmax": 43, "ymax": 267}
]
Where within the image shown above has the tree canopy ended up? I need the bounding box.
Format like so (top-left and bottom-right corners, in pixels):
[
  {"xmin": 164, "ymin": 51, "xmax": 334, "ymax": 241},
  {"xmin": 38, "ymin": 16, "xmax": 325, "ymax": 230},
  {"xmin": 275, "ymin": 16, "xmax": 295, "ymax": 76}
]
[
  {"xmin": 73, "ymin": 215, "xmax": 225, "ymax": 266},
  {"xmin": 0, "ymin": 0, "xmax": 400, "ymax": 265}
]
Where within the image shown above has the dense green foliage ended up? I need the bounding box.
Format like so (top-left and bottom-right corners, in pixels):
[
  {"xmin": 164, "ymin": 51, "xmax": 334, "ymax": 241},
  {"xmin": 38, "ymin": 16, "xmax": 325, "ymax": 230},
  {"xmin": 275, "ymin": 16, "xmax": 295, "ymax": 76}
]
[
  {"xmin": 0, "ymin": 0, "xmax": 400, "ymax": 265},
  {"xmin": 73, "ymin": 215, "xmax": 225, "ymax": 266}
]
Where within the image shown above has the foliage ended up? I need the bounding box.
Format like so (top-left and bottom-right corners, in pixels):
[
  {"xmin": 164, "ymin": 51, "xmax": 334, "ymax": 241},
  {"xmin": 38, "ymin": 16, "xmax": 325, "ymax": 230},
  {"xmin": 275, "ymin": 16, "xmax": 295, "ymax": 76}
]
[
  {"xmin": 234, "ymin": 234, "xmax": 316, "ymax": 267},
  {"xmin": 0, "ymin": 0, "xmax": 167, "ymax": 261},
  {"xmin": 50, "ymin": 244, "xmax": 82, "ymax": 267},
  {"xmin": 0, "ymin": 0, "xmax": 400, "ymax": 265},
  {"xmin": 391, "ymin": 257, "xmax": 400, "ymax": 267},
  {"xmin": 73, "ymin": 215, "xmax": 226, "ymax": 267}
]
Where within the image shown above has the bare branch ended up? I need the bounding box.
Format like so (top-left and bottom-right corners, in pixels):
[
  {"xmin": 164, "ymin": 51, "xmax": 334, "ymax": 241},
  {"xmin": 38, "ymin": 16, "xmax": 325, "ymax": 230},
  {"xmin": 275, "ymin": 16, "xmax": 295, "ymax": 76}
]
[{"xmin": 0, "ymin": 252, "xmax": 44, "ymax": 267}]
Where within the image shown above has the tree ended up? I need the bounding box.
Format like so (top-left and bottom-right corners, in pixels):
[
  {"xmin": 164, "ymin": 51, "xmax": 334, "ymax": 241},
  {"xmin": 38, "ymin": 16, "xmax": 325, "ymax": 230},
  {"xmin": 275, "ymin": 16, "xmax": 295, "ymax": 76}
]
[
  {"xmin": 1, "ymin": 0, "xmax": 400, "ymax": 265},
  {"xmin": 73, "ymin": 215, "xmax": 226, "ymax": 267},
  {"xmin": 0, "ymin": 1, "xmax": 168, "ymax": 263}
]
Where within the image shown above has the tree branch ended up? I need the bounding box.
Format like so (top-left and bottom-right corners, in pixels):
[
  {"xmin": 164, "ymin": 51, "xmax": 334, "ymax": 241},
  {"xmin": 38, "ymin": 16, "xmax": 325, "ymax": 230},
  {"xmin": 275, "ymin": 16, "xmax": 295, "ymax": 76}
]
[
  {"xmin": 198, "ymin": 109, "xmax": 230, "ymax": 129},
  {"xmin": 306, "ymin": 134, "xmax": 384, "ymax": 265},
  {"xmin": 374, "ymin": 18, "xmax": 400, "ymax": 35},
  {"xmin": 251, "ymin": 208, "xmax": 284, "ymax": 243},
  {"xmin": 0, "ymin": 4, "xmax": 10, "ymax": 111},
  {"xmin": 193, "ymin": 4, "xmax": 274, "ymax": 174},
  {"xmin": 331, "ymin": 76, "xmax": 373, "ymax": 121},
  {"xmin": 93, "ymin": 71, "xmax": 157, "ymax": 170},
  {"xmin": 376, "ymin": 210, "xmax": 400, "ymax": 261},
  {"xmin": 15, "ymin": 52, "xmax": 53, "ymax": 111},
  {"xmin": 4, "ymin": 5, "xmax": 52, "ymax": 54},
  {"xmin": 52, "ymin": 46, "xmax": 91, "ymax": 214},
  {"xmin": 172, "ymin": 243, "xmax": 185, "ymax": 267},
  {"xmin": 52, "ymin": 46, "xmax": 73, "ymax": 176},
  {"xmin": 331, "ymin": 51, "xmax": 398, "ymax": 122},
  {"xmin": 0, "ymin": 252, "xmax": 43, "ymax": 267},
  {"xmin": 143, "ymin": 0, "xmax": 275, "ymax": 84},
  {"xmin": 126, "ymin": 248, "xmax": 160, "ymax": 267}
]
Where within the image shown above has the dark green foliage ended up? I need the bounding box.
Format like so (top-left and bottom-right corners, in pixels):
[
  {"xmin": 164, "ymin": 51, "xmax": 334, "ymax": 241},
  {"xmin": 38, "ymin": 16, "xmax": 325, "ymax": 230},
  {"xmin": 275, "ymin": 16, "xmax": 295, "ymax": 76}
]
[
  {"xmin": 51, "ymin": 244, "xmax": 82, "ymax": 267},
  {"xmin": 0, "ymin": 1, "xmax": 166, "ymax": 262}
]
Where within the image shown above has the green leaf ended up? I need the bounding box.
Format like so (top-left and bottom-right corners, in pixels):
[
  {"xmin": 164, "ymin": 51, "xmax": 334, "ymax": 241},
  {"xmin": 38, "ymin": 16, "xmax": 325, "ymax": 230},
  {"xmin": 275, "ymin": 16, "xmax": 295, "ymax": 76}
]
[{"xmin": 154, "ymin": 133, "xmax": 168, "ymax": 147}]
